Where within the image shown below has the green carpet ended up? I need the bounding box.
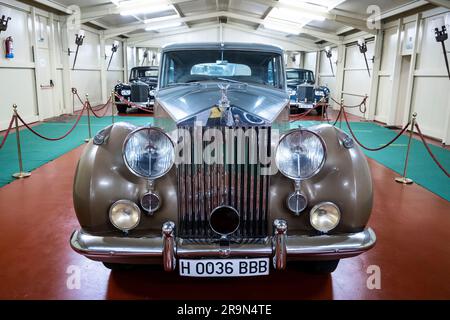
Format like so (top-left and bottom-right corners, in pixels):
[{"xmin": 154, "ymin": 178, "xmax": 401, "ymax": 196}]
[
  {"xmin": 1, "ymin": 117, "xmax": 448, "ymax": 202},
  {"xmin": 290, "ymin": 120, "xmax": 450, "ymax": 201},
  {"xmin": 0, "ymin": 116, "xmax": 153, "ymax": 187}
]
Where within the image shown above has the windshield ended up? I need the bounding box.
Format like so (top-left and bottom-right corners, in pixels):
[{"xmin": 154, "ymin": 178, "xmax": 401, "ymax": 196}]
[
  {"xmin": 160, "ymin": 50, "xmax": 284, "ymax": 89},
  {"xmin": 286, "ymin": 70, "xmax": 314, "ymax": 83},
  {"xmin": 131, "ymin": 68, "xmax": 158, "ymax": 79}
]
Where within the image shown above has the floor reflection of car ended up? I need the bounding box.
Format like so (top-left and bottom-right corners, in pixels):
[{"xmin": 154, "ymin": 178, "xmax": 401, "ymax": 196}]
[
  {"xmin": 287, "ymin": 68, "xmax": 330, "ymax": 114},
  {"xmin": 114, "ymin": 66, "xmax": 158, "ymax": 113}
]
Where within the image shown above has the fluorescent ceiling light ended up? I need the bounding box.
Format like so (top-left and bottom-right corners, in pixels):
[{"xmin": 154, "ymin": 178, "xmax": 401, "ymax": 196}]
[
  {"xmin": 263, "ymin": 21, "xmax": 302, "ymax": 35},
  {"xmin": 279, "ymin": 0, "xmax": 346, "ymax": 11},
  {"xmin": 145, "ymin": 21, "xmax": 182, "ymax": 31},
  {"xmin": 267, "ymin": 7, "xmax": 325, "ymax": 27},
  {"xmin": 143, "ymin": 14, "xmax": 179, "ymax": 24},
  {"xmin": 119, "ymin": 3, "xmax": 173, "ymax": 16}
]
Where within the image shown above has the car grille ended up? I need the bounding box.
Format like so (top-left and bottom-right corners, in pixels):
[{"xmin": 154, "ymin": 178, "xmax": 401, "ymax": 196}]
[
  {"xmin": 297, "ymin": 85, "xmax": 314, "ymax": 102},
  {"xmin": 176, "ymin": 125, "xmax": 271, "ymax": 239}
]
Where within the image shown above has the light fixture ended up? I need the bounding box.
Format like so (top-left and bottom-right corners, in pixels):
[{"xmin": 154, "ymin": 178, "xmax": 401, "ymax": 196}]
[
  {"xmin": 324, "ymin": 46, "xmax": 334, "ymax": 77},
  {"xmin": 434, "ymin": 26, "xmax": 450, "ymax": 80},
  {"xmin": 357, "ymin": 38, "xmax": 371, "ymax": 77},
  {"xmin": 69, "ymin": 30, "xmax": 85, "ymax": 70},
  {"xmin": 0, "ymin": 15, "xmax": 11, "ymax": 34},
  {"xmin": 269, "ymin": 6, "xmax": 325, "ymax": 22},
  {"xmin": 119, "ymin": 3, "xmax": 173, "ymax": 16},
  {"xmin": 145, "ymin": 21, "xmax": 182, "ymax": 31},
  {"xmin": 107, "ymin": 40, "xmax": 119, "ymax": 71},
  {"xmin": 263, "ymin": 20, "xmax": 302, "ymax": 35}
]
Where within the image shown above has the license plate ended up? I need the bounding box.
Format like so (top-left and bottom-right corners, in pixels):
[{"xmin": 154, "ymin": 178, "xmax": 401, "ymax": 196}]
[{"xmin": 179, "ymin": 258, "xmax": 270, "ymax": 277}]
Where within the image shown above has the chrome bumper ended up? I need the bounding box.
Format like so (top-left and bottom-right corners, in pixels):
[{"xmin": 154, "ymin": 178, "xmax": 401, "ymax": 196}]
[{"xmin": 70, "ymin": 220, "xmax": 376, "ymax": 272}]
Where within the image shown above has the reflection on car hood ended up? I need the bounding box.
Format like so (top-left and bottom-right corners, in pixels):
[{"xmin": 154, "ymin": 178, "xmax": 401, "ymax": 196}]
[{"xmin": 157, "ymin": 83, "xmax": 288, "ymax": 124}]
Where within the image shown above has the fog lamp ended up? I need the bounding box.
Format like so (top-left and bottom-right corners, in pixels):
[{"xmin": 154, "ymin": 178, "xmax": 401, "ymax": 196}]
[
  {"xmin": 310, "ymin": 202, "xmax": 340, "ymax": 233},
  {"xmin": 109, "ymin": 200, "xmax": 141, "ymax": 232}
]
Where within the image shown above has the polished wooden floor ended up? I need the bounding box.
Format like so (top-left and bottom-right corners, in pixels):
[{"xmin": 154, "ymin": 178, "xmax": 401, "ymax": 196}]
[{"xmin": 0, "ymin": 112, "xmax": 449, "ymax": 300}]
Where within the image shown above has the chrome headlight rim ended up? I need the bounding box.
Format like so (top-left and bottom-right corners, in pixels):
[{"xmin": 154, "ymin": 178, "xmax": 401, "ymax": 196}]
[
  {"xmin": 109, "ymin": 199, "xmax": 141, "ymax": 232},
  {"xmin": 309, "ymin": 201, "xmax": 341, "ymax": 233},
  {"xmin": 275, "ymin": 128, "xmax": 327, "ymax": 180},
  {"xmin": 122, "ymin": 126, "xmax": 175, "ymax": 180}
]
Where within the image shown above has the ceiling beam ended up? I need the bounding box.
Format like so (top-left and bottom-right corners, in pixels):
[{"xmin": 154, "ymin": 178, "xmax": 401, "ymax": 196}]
[
  {"xmin": 249, "ymin": 0, "xmax": 375, "ymax": 34},
  {"xmin": 103, "ymin": 10, "xmax": 343, "ymax": 43},
  {"xmin": 426, "ymin": 0, "xmax": 450, "ymax": 9},
  {"xmin": 226, "ymin": 23, "xmax": 319, "ymax": 51},
  {"xmin": 80, "ymin": 0, "xmax": 193, "ymax": 23}
]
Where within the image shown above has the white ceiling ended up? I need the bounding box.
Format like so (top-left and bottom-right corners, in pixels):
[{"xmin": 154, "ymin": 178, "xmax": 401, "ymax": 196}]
[{"xmin": 45, "ymin": 0, "xmax": 436, "ymax": 44}]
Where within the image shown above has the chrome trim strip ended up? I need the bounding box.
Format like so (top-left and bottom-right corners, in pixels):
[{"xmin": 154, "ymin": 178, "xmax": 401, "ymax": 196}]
[
  {"xmin": 162, "ymin": 221, "xmax": 176, "ymax": 272},
  {"xmin": 273, "ymin": 219, "xmax": 287, "ymax": 270},
  {"xmin": 70, "ymin": 227, "xmax": 376, "ymax": 263}
]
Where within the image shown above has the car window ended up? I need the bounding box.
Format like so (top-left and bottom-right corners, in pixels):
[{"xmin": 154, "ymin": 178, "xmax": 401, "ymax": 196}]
[
  {"xmin": 191, "ymin": 63, "xmax": 251, "ymax": 77},
  {"xmin": 144, "ymin": 70, "xmax": 158, "ymax": 77},
  {"xmin": 161, "ymin": 49, "xmax": 284, "ymax": 89}
]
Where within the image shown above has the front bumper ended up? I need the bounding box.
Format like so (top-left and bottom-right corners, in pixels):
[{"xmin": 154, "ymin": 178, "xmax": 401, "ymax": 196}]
[{"xmin": 70, "ymin": 220, "xmax": 376, "ymax": 271}]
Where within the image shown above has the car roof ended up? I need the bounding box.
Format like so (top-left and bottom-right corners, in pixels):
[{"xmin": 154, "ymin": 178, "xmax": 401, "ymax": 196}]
[
  {"xmin": 161, "ymin": 42, "xmax": 284, "ymax": 55},
  {"xmin": 286, "ymin": 68, "xmax": 313, "ymax": 73},
  {"xmin": 131, "ymin": 66, "xmax": 158, "ymax": 71}
]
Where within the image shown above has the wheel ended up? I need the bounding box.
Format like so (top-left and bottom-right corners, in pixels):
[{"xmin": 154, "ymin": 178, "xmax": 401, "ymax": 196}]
[
  {"xmin": 116, "ymin": 104, "xmax": 127, "ymax": 114},
  {"xmin": 316, "ymin": 105, "xmax": 326, "ymax": 115},
  {"xmin": 102, "ymin": 262, "xmax": 134, "ymax": 271},
  {"xmin": 292, "ymin": 259, "xmax": 340, "ymax": 274}
]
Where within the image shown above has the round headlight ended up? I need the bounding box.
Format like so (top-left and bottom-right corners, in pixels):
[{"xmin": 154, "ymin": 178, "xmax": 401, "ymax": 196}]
[
  {"xmin": 310, "ymin": 202, "xmax": 341, "ymax": 233},
  {"xmin": 275, "ymin": 129, "xmax": 326, "ymax": 180},
  {"xmin": 109, "ymin": 200, "xmax": 141, "ymax": 232},
  {"xmin": 123, "ymin": 127, "xmax": 174, "ymax": 179}
]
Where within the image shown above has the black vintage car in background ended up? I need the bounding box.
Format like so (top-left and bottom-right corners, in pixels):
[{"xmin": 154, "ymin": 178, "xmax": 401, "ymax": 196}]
[
  {"xmin": 114, "ymin": 66, "xmax": 158, "ymax": 113},
  {"xmin": 287, "ymin": 68, "xmax": 330, "ymax": 114}
]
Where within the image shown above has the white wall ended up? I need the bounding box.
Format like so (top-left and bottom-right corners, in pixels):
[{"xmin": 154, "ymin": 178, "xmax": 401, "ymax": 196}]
[
  {"xmin": 341, "ymin": 40, "xmax": 374, "ymax": 117},
  {"xmin": 370, "ymin": 7, "xmax": 450, "ymax": 142},
  {"xmin": 0, "ymin": 0, "xmax": 126, "ymax": 129},
  {"xmin": 0, "ymin": 1, "xmax": 38, "ymax": 129}
]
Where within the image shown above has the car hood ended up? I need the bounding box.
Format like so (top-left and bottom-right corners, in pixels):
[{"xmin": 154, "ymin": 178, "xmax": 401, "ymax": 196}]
[{"xmin": 156, "ymin": 83, "xmax": 288, "ymax": 125}]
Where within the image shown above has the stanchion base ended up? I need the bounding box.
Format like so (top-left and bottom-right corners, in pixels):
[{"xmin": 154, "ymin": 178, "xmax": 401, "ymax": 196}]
[
  {"xmin": 84, "ymin": 138, "xmax": 90, "ymax": 143},
  {"xmin": 395, "ymin": 177, "xmax": 413, "ymax": 184},
  {"xmin": 12, "ymin": 172, "xmax": 31, "ymax": 179}
]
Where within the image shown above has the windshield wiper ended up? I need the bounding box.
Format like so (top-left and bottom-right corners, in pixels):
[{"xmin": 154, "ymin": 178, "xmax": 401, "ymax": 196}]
[{"xmin": 217, "ymin": 78, "xmax": 248, "ymax": 87}]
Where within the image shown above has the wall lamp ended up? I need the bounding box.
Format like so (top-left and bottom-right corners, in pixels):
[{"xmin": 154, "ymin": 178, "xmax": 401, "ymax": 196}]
[
  {"xmin": 68, "ymin": 30, "xmax": 85, "ymax": 70},
  {"xmin": 0, "ymin": 15, "xmax": 11, "ymax": 34},
  {"xmin": 324, "ymin": 46, "xmax": 335, "ymax": 77},
  {"xmin": 107, "ymin": 40, "xmax": 119, "ymax": 71},
  {"xmin": 357, "ymin": 38, "xmax": 372, "ymax": 77},
  {"xmin": 434, "ymin": 26, "xmax": 449, "ymax": 80}
]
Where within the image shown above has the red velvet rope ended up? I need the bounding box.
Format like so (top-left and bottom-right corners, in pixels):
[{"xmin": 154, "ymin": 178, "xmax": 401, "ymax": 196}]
[
  {"xmin": 0, "ymin": 115, "xmax": 15, "ymax": 149},
  {"xmin": 87, "ymin": 99, "xmax": 111, "ymax": 118},
  {"xmin": 414, "ymin": 123, "xmax": 450, "ymax": 178},
  {"xmin": 15, "ymin": 103, "xmax": 87, "ymax": 141},
  {"xmin": 289, "ymin": 102, "xmax": 328, "ymax": 122},
  {"xmin": 342, "ymin": 108, "xmax": 411, "ymax": 151}
]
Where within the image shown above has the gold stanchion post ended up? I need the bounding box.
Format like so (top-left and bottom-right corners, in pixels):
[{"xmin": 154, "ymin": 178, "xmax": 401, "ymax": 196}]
[
  {"xmin": 84, "ymin": 93, "xmax": 92, "ymax": 143},
  {"xmin": 339, "ymin": 98, "xmax": 344, "ymax": 129},
  {"xmin": 111, "ymin": 90, "xmax": 115, "ymax": 124},
  {"xmin": 12, "ymin": 104, "xmax": 31, "ymax": 179},
  {"xmin": 395, "ymin": 112, "xmax": 417, "ymax": 185}
]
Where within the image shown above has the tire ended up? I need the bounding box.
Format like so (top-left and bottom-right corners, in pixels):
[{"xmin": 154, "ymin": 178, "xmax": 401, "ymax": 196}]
[
  {"xmin": 293, "ymin": 259, "xmax": 340, "ymax": 274},
  {"xmin": 102, "ymin": 262, "xmax": 134, "ymax": 271},
  {"xmin": 116, "ymin": 104, "xmax": 127, "ymax": 114},
  {"xmin": 316, "ymin": 105, "xmax": 326, "ymax": 115}
]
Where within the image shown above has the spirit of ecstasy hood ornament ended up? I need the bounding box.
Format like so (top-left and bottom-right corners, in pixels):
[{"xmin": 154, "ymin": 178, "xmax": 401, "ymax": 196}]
[
  {"xmin": 218, "ymin": 83, "xmax": 230, "ymax": 108},
  {"xmin": 217, "ymin": 83, "xmax": 234, "ymax": 126}
]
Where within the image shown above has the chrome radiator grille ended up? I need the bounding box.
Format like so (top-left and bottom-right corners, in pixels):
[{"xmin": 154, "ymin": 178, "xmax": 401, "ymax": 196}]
[{"xmin": 177, "ymin": 126, "xmax": 270, "ymax": 239}]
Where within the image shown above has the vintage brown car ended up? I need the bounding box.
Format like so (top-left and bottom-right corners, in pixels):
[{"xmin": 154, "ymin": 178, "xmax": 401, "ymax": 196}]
[{"xmin": 70, "ymin": 42, "xmax": 376, "ymax": 276}]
